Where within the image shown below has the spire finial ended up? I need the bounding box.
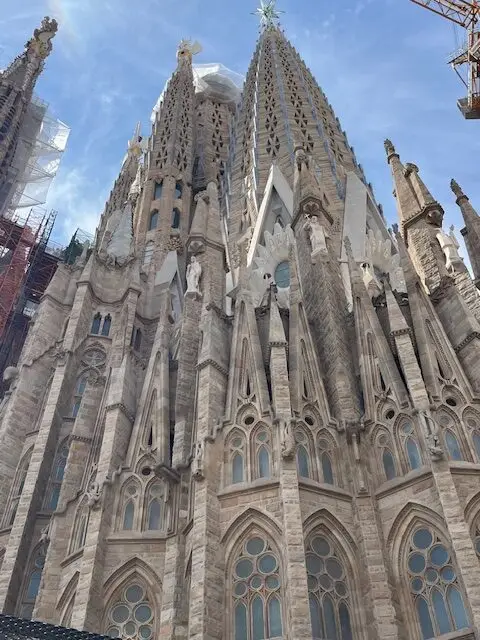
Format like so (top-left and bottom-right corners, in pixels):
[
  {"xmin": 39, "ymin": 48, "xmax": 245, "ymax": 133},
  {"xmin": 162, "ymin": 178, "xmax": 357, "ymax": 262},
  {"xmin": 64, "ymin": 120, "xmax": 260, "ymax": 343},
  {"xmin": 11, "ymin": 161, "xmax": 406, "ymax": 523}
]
[
  {"xmin": 253, "ymin": 0, "xmax": 284, "ymax": 29},
  {"xmin": 450, "ymin": 179, "xmax": 464, "ymax": 199}
]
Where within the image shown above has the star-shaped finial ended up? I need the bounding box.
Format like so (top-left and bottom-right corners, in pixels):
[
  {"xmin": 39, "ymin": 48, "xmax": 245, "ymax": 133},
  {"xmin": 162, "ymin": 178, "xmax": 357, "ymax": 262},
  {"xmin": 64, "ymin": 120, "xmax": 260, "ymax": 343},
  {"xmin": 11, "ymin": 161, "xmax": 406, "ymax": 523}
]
[{"xmin": 252, "ymin": 0, "xmax": 284, "ymax": 29}]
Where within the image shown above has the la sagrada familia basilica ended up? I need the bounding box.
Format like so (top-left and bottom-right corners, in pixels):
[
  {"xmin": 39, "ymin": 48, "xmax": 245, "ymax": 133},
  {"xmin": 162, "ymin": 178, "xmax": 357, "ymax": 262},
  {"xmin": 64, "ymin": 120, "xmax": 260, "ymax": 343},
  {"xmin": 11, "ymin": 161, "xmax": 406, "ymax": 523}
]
[{"xmin": 2, "ymin": 3, "xmax": 480, "ymax": 640}]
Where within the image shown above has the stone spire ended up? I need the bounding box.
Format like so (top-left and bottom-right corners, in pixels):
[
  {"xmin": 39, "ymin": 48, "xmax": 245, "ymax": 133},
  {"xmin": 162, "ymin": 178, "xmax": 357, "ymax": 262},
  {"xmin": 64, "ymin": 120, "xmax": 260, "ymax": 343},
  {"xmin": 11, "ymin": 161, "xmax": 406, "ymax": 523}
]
[
  {"xmin": 0, "ymin": 17, "xmax": 58, "ymax": 211},
  {"xmin": 451, "ymin": 179, "xmax": 480, "ymax": 287},
  {"xmin": 385, "ymin": 141, "xmax": 448, "ymax": 291}
]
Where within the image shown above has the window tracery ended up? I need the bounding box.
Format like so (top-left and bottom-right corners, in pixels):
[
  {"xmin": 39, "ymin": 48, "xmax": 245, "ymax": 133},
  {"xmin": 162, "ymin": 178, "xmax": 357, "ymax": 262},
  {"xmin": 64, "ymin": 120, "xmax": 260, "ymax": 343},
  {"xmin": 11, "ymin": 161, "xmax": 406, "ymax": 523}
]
[
  {"xmin": 398, "ymin": 421, "xmax": 422, "ymax": 472},
  {"xmin": 144, "ymin": 481, "xmax": 167, "ymax": 531},
  {"xmin": 120, "ymin": 480, "xmax": 141, "ymax": 531},
  {"xmin": 226, "ymin": 430, "xmax": 246, "ymax": 485},
  {"xmin": 306, "ymin": 534, "xmax": 354, "ymax": 640},
  {"xmin": 72, "ymin": 375, "xmax": 88, "ymax": 418},
  {"xmin": 295, "ymin": 427, "xmax": 312, "ymax": 479},
  {"xmin": 44, "ymin": 440, "xmax": 69, "ymax": 511},
  {"xmin": 438, "ymin": 413, "xmax": 466, "ymax": 461},
  {"xmin": 232, "ymin": 535, "xmax": 283, "ymax": 640},
  {"xmin": 105, "ymin": 581, "xmax": 155, "ymax": 639},
  {"xmin": 3, "ymin": 449, "xmax": 31, "ymax": 527},
  {"xmin": 18, "ymin": 545, "xmax": 46, "ymax": 620},
  {"xmin": 406, "ymin": 526, "xmax": 469, "ymax": 638},
  {"xmin": 317, "ymin": 432, "xmax": 335, "ymax": 485},
  {"xmin": 375, "ymin": 430, "xmax": 397, "ymax": 481},
  {"xmin": 252, "ymin": 426, "xmax": 272, "ymax": 480},
  {"xmin": 464, "ymin": 413, "xmax": 480, "ymax": 460}
]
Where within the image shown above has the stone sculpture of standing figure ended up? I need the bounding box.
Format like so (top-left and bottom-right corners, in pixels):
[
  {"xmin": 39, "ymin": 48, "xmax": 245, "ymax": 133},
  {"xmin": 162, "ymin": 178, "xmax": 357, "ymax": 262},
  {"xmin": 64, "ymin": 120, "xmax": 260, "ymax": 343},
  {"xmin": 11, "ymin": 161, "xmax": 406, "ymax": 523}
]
[
  {"xmin": 306, "ymin": 215, "xmax": 329, "ymax": 258},
  {"xmin": 186, "ymin": 255, "xmax": 202, "ymax": 294}
]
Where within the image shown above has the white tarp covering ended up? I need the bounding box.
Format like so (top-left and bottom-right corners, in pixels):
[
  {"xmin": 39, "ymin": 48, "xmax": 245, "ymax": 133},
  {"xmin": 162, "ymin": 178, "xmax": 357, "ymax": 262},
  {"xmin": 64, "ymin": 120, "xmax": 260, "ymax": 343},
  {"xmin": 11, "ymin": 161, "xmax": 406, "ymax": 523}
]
[{"xmin": 151, "ymin": 63, "xmax": 244, "ymax": 123}]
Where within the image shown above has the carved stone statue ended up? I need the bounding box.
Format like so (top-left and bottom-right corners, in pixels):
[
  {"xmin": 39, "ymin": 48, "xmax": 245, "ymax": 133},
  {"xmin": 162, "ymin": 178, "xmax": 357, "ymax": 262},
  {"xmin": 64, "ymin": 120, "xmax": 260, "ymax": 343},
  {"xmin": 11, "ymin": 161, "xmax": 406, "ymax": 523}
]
[
  {"xmin": 426, "ymin": 432, "xmax": 444, "ymax": 461},
  {"xmin": 305, "ymin": 215, "xmax": 329, "ymax": 258},
  {"xmin": 186, "ymin": 256, "xmax": 202, "ymax": 294},
  {"xmin": 192, "ymin": 439, "xmax": 205, "ymax": 480},
  {"xmin": 280, "ymin": 418, "xmax": 296, "ymax": 460},
  {"xmin": 436, "ymin": 227, "xmax": 464, "ymax": 273},
  {"xmin": 86, "ymin": 480, "xmax": 102, "ymax": 509},
  {"xmin": 361, "ymin": 261, "xmax": 383, "ymax": 298}
]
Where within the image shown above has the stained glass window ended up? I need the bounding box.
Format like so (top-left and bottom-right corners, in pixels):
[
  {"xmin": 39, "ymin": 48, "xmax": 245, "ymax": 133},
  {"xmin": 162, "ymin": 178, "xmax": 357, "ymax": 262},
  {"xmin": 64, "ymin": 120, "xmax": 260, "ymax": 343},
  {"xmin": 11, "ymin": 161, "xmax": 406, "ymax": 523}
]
[
  {"xmin": 106, "ymin": 582, "xmax": 155, "ymax": 639},
  {"xmin": 232, "ymin": 536, "xmax": 282, "ymax": 640},
  {"xmin": 307, "ymin": 534, "xmax": 354, "ymax": 640},
  {"xmin": 407, "ymin": 526, "xmax": 470, "ymax": 638}
]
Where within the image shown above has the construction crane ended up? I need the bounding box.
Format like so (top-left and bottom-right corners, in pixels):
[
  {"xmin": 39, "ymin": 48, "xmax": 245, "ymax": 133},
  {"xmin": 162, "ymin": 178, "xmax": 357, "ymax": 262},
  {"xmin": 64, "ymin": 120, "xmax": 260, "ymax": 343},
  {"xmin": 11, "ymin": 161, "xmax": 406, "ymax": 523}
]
[{"xmin": 410, "ymin": 0, "xmax": 480, "ymax": 118}]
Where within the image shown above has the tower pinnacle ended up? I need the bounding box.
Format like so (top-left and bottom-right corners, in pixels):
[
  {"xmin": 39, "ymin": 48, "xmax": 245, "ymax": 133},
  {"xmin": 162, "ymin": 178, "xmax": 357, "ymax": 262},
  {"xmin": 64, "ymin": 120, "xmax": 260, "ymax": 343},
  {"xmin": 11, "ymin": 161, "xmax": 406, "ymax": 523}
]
[{"xmin": 253, "ymin": 0, "xmax": 284, "ymax": 28}]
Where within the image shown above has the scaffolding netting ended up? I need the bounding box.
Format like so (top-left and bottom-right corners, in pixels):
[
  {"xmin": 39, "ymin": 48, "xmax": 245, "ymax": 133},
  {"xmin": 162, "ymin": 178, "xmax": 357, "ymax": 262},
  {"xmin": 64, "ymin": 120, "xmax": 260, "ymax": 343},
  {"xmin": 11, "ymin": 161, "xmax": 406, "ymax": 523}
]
[
  {"xmin": 3, "ymin": 96, "xmax": 70, "ymax": 216},
  {"xmin": 151, "ymin": 63, "xmax": 244, "ymax": 123}
]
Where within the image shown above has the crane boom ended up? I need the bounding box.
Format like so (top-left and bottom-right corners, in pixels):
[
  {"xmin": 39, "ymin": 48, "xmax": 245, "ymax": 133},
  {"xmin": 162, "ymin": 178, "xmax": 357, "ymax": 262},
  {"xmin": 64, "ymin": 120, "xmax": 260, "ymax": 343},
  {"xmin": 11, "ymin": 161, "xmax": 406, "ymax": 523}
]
[
  {"xmin": 409, "ymin": 0, "xmax": 480, "ymax": 118},
  {"xmin": 410, "ymin": 0, "xmax": 479, "ymax": 27}
]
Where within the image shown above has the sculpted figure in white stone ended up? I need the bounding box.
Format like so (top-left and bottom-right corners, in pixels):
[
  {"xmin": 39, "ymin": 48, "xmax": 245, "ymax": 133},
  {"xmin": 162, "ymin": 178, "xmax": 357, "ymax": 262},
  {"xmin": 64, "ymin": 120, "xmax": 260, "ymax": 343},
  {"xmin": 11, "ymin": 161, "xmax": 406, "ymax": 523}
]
[
  {"xmin": 186, "ymin": 256, "xmax": 202, "ymax": 294},
  {"xmin": 280, "ymin": 418, "xmax": 296, "ymax": 460},
  {"xmin": 306, "ymin": 215, "xmax": 329, "ymax": 256},
  {"xmin": 192, "ymin": 439, "xmax": 205, "ymax": 479},
  {"xmin": 361, "ymin": 261, "xmax": 383, "ymax": 298},
  {"xmin": 436, "ymin": 227, "xmax": 463, "ymax": 273}
]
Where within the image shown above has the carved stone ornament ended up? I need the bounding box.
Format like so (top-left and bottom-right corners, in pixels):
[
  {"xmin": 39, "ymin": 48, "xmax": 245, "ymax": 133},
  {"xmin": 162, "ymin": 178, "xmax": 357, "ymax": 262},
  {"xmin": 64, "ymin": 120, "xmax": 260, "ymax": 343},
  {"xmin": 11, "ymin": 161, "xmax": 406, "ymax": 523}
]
[
  {"xmin": 305, "ymin": 214, "xmax": 329, "ymax": 261},
  {"xmin": 363, "ymin": 229, "xmax": 406, "ymax": 295},
  {"xmin": 436, "ymin": 227, "xmax": 464, "ymax": 274},
  {"xmin": 186, "ymin": 256, "xmax": 202, "ymax": 295},
  {"xmin": 192, "ymin": 439, "xmax": 205, "ymax": 480},
  {"xmin": 280, "ymin": 418, "xmax": 296, "ymax": 460}
]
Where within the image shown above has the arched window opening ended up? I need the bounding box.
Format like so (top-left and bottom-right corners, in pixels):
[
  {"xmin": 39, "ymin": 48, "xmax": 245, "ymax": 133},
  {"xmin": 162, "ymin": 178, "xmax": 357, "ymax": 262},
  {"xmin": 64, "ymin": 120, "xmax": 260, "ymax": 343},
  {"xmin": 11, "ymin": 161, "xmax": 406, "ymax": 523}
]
[
  {"xmin": 473, "ymin": 518, "xmax": 480, "ymax": 557},
  {"xmin": 295, "ymin": 429, "xmax": 311, "ymax": 479},
  {"xmin": 154, "ymin": 181, "xmax": 163, "ymax": 200},
  {"xmin": 307, "ymin": 534, "xmax": 354, "ymax": 640},
  {"xmin": 464, "ymin": 415, "xmax": 480, "ymax": 460},
  {"xmin": 71, "ymin": 503, "xmax": 89, "ymax": 553},
  {"xmin": 3, "ymin": 450, "xmax": 31, "ymax": 527},
  {"xmin": 232, "ymin": 535, "xmax": 283, "ymax": 640},
  {"xmin": 18, "ymin": 546, "xmax": 46, "ymax": 620},
  {"xmin": 174, "ymin": 182, "xmax": 183, "ymax": 199},
  {"xmin": 407, "ymin": 526, "xmax": 470, "ymax": 638},
  {"xmin": 45, "ymin": 442, "xmax": 70, "ymax": 511},
  {"xmin": 145, "ymin": 482, "xmax": 165, "ymax": 531},
  {"xmin": 101, "ymin": 314, "xmax": 112, "ymax": 337},
  {"xmin": 148, "ymin": 210, "xmax": 159, "ymax": 231},
  {"xmin": 105, "ymin": 581, "xmax": 155, "ymax": 639},
  {"xmin": 119, "ymin": 482, "xmax": 140, "ymax": 531},
  {"xmin": 171, "ymin": 208, "xmax": 180, "ymax": 229},
  {"xmin": 274, "ymin": 261, "xmax": 290, "ymax": 289},
  {"xmin": 228, "ymin": 433, "xmax": 245, "ymax": 485},
  {"xmin": 91, "ymin": 313, "xmax": 102, "ymax": 335},
  {"xmin": 445, "ymin": 430, "xmax": 463, "ymax": 461},
  {"xmin": 134, "ymin": 328, "xmax": 142, "ymax": 352},
  {"xmin": 72, "ymin": 375, "xmax": 88, "ymax": 418},
  {"xmin": 318, "ymin": 435, "xmax": 335, "ymax": 485},
  {"xmin": 399, "ymin": 422, "xmax": 422, "ymax": 471},
  {"xmin": 383, "ymin": 450, "xmax": 397, "ymax": 481},
  {"xmin": 254, "ymin": 429, "xmax": 271, "ymax": 480}
]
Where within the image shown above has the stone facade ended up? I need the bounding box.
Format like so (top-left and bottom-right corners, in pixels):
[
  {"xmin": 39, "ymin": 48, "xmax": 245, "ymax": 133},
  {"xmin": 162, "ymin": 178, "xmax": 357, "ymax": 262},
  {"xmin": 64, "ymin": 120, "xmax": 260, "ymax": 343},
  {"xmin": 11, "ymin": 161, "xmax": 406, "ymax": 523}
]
[{"xmin": 1, "ymin": 14, "xmax": 480, "ymax": 640}]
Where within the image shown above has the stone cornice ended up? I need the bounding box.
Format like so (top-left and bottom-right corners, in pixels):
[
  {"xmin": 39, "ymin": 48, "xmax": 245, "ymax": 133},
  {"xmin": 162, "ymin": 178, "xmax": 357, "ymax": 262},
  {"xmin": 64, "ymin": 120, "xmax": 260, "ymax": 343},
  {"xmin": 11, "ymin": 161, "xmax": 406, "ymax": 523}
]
[
  {"xmin": 105, "ymin": 402, "xmax": 135, "ymax": 424},
  {"xmin": 454, "ymin": 331, "xmax": 480, "ymax": 354},
  {"xmin": 197, "ymin": 358, "xmax": 229, "ymax": 377}
]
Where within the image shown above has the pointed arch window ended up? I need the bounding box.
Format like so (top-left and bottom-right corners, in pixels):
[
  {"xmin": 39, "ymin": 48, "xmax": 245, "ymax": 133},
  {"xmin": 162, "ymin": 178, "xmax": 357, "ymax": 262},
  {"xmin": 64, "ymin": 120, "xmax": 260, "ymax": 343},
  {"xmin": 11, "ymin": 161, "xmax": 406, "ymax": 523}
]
[
  {"xmin": 406, "ymin": 526, "xmax": 470, "ymax": 638},
  {"xmin": 318, "ymin": 434, "xmax": 335, "ymax": 485},
  {"xmin": 105, "ymin": 581, "xmax": 155, "ymax": 639},
  {"xmin": 91, "ymin": 312, "xmax": 102, "ymax": 335},
  {"xmin": 101, "ymin": 314, "xmax": 112, "ymax": 336},
  {"xmin": 253, "ymin": 428, "xmax": 271, "ymax": 480},
  {"xmin": 119, "ymin": 480, "xmax": 140, "ymax": 531},
  {"xmin": 145, "ymin": 481, "xmax": 166, "ymax": 531},
  {"xmin": 174, "ymin": 182, "xmax": 183, "ymax": 199},
  {"xmin": 154, "ymin": 181, "xmax": 163, "ymax": 200},
  {"xmin": 3, "ymin": 449, "xmax": 32, "ymax": 527},
  {"xmin": 72, "ymin": 375, "xmax": 88, "ymax": 418},
  {"xmin": 306, "ymin": 534, "xmax": 354, "ymax": 640},
  {"xmin": 465, "ymin": 415, "xmax": 480, "ymax": 460},
  {"xmin": 445, "ymin": 430, "xmax": 463, "ymax": 461},
  {"xmin": 70, "ymin": 499, "xmax": 89, "ymax": 553},
  {"xmin": 171, "ymin": 208, "xmax": 180, "ymax": 229},
  {"xmin": 438, "ymin": 413, "xmax": 466, "ymax": 461},
  {"xmin": 472, "ymin": 517, "xmax": 480, "ymax": 557},
  {"xmin": 44, "ymin": 441, "xmax": 70, "ymax": 511},
  {"xmin": 232, "ymin": 535, "xmax": 283, "ymax": 640},
  {"xmin": 399, "ymin": 421, "xmax": 422, "ymax": 471},
  {"xmin": 227, "ymin": 432, "xmax": 246, "ymax": 485},
  {"xmin": 148, "ymin": 210, "xmax": 159, "ymax": 231},
  {"xmin": 376, "ymin": 431, "xmax": 397, "ymax": 481},
  {"xmin": 295, "ymin": 429, "xmax": 311, "ymax": 479},
  {"xmin": 18, "ymin": 545, "xmax": 46, "ymax": 620}
]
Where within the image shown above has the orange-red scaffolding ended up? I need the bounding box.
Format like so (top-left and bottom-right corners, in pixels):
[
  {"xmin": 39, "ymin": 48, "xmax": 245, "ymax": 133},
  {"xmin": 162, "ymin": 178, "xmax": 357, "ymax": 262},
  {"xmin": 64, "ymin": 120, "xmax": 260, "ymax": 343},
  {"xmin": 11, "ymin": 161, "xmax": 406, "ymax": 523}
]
[{"xmin": 0, "ymin": 210, "xmax": 45, "ymax": 339}]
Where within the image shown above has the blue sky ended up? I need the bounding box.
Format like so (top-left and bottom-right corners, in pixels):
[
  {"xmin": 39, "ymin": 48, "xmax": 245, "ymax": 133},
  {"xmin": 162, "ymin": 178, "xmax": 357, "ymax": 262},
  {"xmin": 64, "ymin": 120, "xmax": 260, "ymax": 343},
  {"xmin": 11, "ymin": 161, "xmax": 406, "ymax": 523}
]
[{"xmin": 1, "ymin": 0, "xmax": 479, "ymax": 253}]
